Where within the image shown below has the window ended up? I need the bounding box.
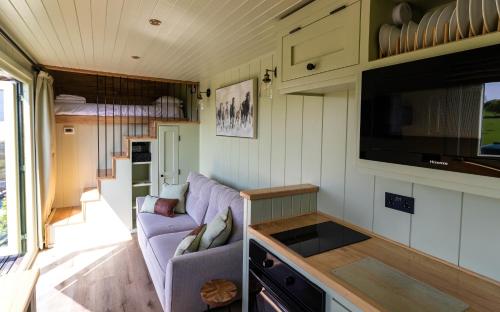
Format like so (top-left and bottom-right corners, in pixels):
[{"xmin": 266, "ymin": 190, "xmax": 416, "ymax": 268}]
[
  {"xmin": 479, "ymin": 83, "xmax": 500, "ymax": 157},
  {"xmin": 0, "ymin": 79, "xmax": 30, "ymax": 272}
]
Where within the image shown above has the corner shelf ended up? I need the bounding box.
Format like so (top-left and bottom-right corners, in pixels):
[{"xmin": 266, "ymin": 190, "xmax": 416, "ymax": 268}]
[
  {"xmin": 131, "ymin": 141, "xmax": 152, "ymax": 229},
  {"xmin": 132, "ymin": 161, "xmax": 152, "ymax": 165}
]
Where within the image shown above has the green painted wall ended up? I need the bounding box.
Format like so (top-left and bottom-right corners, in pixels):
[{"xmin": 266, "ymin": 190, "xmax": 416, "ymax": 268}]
[{"xmin": 199, "ymin": 52, "xmax": 500, "ymax": 283}]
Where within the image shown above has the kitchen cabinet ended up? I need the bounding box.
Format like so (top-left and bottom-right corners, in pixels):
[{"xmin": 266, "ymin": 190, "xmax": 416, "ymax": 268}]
[{"xmin": 281, "ymin": 1, "xmax": 360, "ymax": 82}]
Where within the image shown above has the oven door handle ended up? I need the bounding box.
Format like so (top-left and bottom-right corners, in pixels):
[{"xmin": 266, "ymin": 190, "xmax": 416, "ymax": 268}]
[{"xmin": 260, "ymin": 289, "xmax": 286, "ymax": 312}]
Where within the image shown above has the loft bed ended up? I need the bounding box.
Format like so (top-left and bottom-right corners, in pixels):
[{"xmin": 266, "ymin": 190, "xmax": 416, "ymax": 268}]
[
  {"xmin": 50, "ymin": 69, "xmax": 199, "ymax": 124},
  {"xmin": 54, "ymin": 94, "xmax": 188, "ymax": 124}
]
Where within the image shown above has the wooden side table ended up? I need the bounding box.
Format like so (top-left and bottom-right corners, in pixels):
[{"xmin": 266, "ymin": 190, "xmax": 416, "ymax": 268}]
[{"xmin": 200, "ymin": 279, "xmax": 237, "ymax": 311}]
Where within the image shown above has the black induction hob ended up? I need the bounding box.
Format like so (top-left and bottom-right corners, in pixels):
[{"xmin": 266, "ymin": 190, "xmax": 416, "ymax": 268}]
[{"xmin": 271, "ymin": 221, "xmax": 371, "ymax": 257}]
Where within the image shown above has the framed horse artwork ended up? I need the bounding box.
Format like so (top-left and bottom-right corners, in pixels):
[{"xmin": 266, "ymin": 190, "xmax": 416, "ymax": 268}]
[{"xmin": 215, "ymin": 78, "xmax": 257, "ymax": 138}]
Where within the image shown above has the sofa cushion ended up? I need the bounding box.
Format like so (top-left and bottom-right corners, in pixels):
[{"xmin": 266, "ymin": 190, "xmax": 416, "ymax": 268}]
[
  {"xmin": 174, "ymin": 224, "xmax": 206, "ymax": 256},
  {"xmin": 137, "ymin": 212, "xmax": 197, "ymax": 239},
  {"xmin": 204, "ymin": 184, "xmax": 244, "ymax": 243},
  {"xmin": 160, "ymin": 183, "xmax": 189, "ymax": 214},
  {"xmin": 199, "ymin": 208, "xmax": 232, "ymax": 250},
  {"xmin": 185, "ymin": 172, "xmax": 219, "ymax": 225},
  {"xmin": 149, "ymin": 231, "xmax": 192, "ymax": 273}
]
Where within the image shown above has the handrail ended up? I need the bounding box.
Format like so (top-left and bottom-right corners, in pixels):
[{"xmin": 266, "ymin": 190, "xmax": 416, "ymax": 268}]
[{"xmin": 240, "ymin": 184, "xmax": 319, "ymax": 200}]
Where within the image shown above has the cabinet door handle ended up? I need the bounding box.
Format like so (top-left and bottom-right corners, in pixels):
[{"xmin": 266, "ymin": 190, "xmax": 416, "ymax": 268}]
[
  {"xmin": 306, "ymin": 63, "xmax": 316, "ymax": 70},
  {"xmin": 289, "ymin": 26, "xmax": 301, "ymax": 34},
  {"xmin": 330, "ymin": 5, "xmax": 347, "ymax": 15}
]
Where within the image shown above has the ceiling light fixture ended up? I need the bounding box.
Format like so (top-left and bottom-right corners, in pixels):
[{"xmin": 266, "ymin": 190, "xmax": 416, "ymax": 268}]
[{"xmin": 149, "ymin": 18, "xmax": 162, "ymax": 26}]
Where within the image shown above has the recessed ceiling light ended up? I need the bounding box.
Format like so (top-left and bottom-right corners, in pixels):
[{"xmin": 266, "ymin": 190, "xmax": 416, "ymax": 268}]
[
  {"xmin": 131, "ymin": 55, "xmax": 140, "ymax": 59},
  {"xmin": 149, "ymin": 18, "xmax": 162, "ymax": 26}
]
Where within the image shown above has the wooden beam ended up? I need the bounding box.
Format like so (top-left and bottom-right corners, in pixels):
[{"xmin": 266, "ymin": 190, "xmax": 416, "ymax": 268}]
[{"xmin": 42, "ymin": 64, "xmax": 199, "ymax": 85}]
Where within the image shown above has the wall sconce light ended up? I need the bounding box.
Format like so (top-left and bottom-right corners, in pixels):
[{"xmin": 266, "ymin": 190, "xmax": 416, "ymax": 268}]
[
  {"xmin": 260, "ymin": 67, "xmax": 277, "ymax": 99},
  {"xmin": 197, "ymin": 88, "xmax": 211, "ymax": 110}
]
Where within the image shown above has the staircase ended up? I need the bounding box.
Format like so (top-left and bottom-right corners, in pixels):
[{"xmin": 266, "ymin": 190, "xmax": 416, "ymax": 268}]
[{"xmin": 95, "ymin": 119, "xmax": 161, "ymax": 181}]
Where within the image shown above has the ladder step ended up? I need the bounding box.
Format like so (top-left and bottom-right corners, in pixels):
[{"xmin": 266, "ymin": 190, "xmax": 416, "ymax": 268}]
[{"xmin": 96, "ymin": 169, "xmax": 114, "ymax": 179}]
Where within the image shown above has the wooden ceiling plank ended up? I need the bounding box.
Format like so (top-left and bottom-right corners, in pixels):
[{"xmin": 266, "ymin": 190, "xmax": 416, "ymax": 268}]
[
  {"xmin": 90, "ymin": 0, "xmax": 107, "ymax": 68},
  {"xmin": 56, "ymin": 0, "xmax": 87, "ymax": 67},
  {"xmin": 0, "ymin": 5, "xmax": 41, "ymax": 64},
  {"xmin": 102, "ymin": 0, "xmax": 124, "ymax": 67},
  {"xmin": 115, "ymin": 0, "xmax": 161, "ymax": 74},
  {"xmin": 139, "ymin": 0, "xmax": 247, "ymax": 75},
  {"xmin": 42, "ymin": 0, "xmax": 82, "ymax": 67},
  {"xmin": 109, "ymin": 0, "xmax": 142, "ymax": 69},
  {"xmin": 25, "ymin": 0, "xmax": 72, "ymax": 65},
  {"xmin": 3, "ymin": 0, "xmax": 58, "ymax": 64},
  {"xmin": 132, "ymin": 0, "xmax": 211, "ymax": 75},
  {"xmin": 151, "ymin": 0, "xmax": 292, "ymax": 77},
  {"xmin": 169, "ymin": 24, "xmax": 275, "ymax": 80},
  {"xmin": 74, "ymin": 0, "xmax": 95, "ymax": 65}
]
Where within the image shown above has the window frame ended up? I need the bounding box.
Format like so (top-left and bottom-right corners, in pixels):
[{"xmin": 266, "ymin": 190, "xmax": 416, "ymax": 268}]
[{"xmin": 0, "ymin": 48, "xmax": 38, "ymax": 270}]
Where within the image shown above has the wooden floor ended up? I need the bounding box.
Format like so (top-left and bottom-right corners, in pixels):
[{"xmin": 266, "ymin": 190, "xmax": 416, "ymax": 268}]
[
  {"xmin": 35, "ymin": 236, "xmax": 163, "ymax": 312},
  {"xmin": 34, "ymin": 199, "xmax": 242, "ymax": 312}
]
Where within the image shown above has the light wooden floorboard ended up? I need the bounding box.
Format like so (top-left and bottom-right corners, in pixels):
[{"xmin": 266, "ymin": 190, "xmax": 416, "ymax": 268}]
[{"xmin": 35, "ymin": 236, "xmax": 162, "ymax": 312}]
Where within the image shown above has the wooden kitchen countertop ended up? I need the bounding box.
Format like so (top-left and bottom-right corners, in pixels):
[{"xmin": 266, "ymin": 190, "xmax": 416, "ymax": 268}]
[{"xmin": 249, "ymin": 213, "xmax": 500, "ymax": 312}]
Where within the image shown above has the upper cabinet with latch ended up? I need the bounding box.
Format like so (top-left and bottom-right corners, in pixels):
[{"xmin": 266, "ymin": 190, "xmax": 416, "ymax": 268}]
[{"xmin": 277, "ymin": 0, "xmax": 362, "ymax": 90}]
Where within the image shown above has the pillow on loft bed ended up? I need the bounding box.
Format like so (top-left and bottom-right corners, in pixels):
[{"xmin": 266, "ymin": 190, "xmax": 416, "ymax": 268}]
[{"xmin": 153, "ymin": 96, "xmax": 183, "ymax": 106}]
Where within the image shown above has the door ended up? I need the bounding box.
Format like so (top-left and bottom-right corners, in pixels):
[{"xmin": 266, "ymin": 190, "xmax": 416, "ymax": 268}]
[{"xmin": 158, "ymin": 125, "xmax": 179, "ymax": 185}]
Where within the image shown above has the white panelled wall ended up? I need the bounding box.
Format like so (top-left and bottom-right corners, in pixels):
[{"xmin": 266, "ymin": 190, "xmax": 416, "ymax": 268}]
[{"xmin": 199, "ymin": 52, "xmax": 500, "ymax": 283}]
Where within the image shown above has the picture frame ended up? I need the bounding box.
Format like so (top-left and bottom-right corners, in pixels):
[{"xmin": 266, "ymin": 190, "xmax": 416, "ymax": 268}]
[{"xmin": 215, "ymin": 78, "xmax": 257, "ymax": 138}]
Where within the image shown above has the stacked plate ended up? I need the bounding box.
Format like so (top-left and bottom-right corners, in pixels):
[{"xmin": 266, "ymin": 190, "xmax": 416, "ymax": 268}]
[{"xmin": 379, "ymin": 0, "xmax": 500, "ymax": 58}]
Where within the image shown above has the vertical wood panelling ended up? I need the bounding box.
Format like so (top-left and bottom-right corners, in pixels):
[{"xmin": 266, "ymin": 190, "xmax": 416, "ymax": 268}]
[
  {"xmin": 281, "ymin": 196, "xmax": 292, "ymax": 218},
  {"xmin": 284, "ymin": 95, "xmax": 303, "ymax": 185},
  {"xmin": 272, "ymin": 198, "xmax": 282, "ymax": 220},
  {"xmin": 300, "ymin": 194, "xmax": 311, "ymax": 214},
  {"xmin": 373, "ymin": 177, "xmax": 413, "ymax": 246},
  {"xmin": 460, "ymin": 194, "xmax": 500, "ymax": 281},
  {"xmin": 248, "ymin": 59, "xmax": 261, "ymax": 189},
  {"xmin": 257, "ymin": 55, "xmax": 273, "ymax": 188},
  {"xmin": 318, "ymin": 91, "xmax": 348, "ymax": 218},
  {"xmin": 238, "ymin": 64, "xmax": 250, "ymax": 189},
  {"xmin": 344, "ymin": 88, "xmax": 375, "ymax": 229},
  {"xmin": 270, "ymin": 93, "xmax": 286, "ymax": 187},
  {"xmin": 411, "ymin": 184, "xmax": 462, "ymax": 264},
  {"xmin": 301, "ymin": 96, "xmax": 323, "ymax": 186},
  {"xmin": 201, "ymin": 55, "xmax": 500, "ymax": 284}
]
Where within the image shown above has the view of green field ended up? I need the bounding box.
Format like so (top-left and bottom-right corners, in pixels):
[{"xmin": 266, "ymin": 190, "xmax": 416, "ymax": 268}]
[{"xmin": 482, "ymin": 111, "xmax": 500, "ymax": 146}]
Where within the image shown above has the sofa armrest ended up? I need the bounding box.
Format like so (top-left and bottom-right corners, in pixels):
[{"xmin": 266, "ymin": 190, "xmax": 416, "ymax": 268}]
[
  {"xmin": 136, "ymin": 196, "xmax": 146, "ymax": 211},
  {"xmin": 165, "ymin": 240, "xmax": 243, "ymax": 312}
]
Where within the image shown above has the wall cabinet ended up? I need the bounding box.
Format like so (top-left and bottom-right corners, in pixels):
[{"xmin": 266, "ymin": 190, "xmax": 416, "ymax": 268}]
[
  {"xmin": 277, "ymin": 0, "xmax": 361, "ymax": 92},
  {"xmin": 282, "ymin": 1, "xmax": 360, "ymax": 82}
]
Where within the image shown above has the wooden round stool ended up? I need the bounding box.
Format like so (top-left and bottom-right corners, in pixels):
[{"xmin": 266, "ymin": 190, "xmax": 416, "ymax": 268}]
[{"xmin": 200, "ymin": 279, "xmax": 237, "ymax": 311}]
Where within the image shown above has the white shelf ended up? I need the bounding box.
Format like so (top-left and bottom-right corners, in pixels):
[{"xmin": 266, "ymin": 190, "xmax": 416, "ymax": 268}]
[
  {"xmin": 132, "ymin": 161, "xmax": 151, "ymax": 165},
  {"xmin": 132, "ymin": 181, "xmax": 152, "ymax": 187}
]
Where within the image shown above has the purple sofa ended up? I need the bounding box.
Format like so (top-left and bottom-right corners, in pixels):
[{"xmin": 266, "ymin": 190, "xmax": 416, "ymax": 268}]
[{"xmin": 136, "ymin": 172, "xmax": 244, "ymax": 312}]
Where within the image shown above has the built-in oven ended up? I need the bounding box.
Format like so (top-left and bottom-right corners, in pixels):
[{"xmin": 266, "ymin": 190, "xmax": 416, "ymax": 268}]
[{"xmin": 248, "ymin": 240, "xmax": 325, "ymax": 312}]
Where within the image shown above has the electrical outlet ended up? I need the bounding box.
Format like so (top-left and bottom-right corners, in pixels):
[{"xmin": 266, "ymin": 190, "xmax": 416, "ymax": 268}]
[{"xmin": 385, "ymin": 192, "xmax": 415, "ymax": 214}]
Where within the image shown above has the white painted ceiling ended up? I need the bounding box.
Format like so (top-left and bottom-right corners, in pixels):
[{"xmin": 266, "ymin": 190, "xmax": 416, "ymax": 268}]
[{"xmin": 0, "ymin": 0, "xmax": 304, "ymax": 81}]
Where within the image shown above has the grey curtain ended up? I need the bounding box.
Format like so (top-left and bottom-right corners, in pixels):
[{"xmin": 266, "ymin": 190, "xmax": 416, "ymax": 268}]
[{"xmin": 35, "ymin": 71, "xmax": 56, "ymax": 248}]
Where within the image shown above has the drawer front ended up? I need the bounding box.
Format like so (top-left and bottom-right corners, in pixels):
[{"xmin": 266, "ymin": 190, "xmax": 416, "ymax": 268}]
[{"xmin": 282, "ymin": 1, "xmax": 360, "ymax": 81}]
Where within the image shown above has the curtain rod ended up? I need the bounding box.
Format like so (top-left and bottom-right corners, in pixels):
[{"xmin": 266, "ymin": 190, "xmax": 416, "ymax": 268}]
[{"xmin": 0, "ymin": 25, "xmax": 38, "ymax": 69}]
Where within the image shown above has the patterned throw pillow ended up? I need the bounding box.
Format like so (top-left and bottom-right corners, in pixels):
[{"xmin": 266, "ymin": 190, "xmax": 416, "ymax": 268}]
[
  {"xmin": 174, "ymin": 224, "xmax": 207, "ymax": 257},
  {"xmin": 140, "ymin": 195, "xmax": 178, "ymax": 217},
  {"xmin": 160, "ymin": 183, "xmax": 189, "ymax": 214},
  {"xmin": 199, "ymin": 207, "xmax": 233, "ymax": 250}
]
